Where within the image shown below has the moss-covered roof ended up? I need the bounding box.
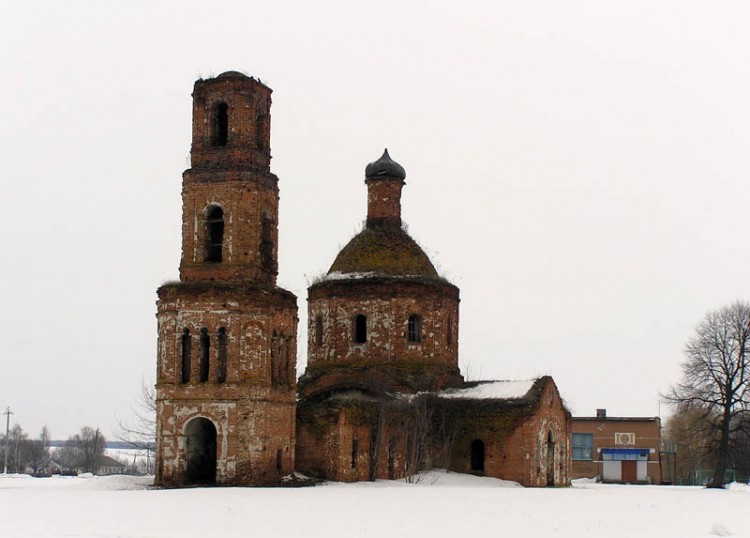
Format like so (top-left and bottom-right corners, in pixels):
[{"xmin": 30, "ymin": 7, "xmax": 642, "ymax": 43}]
[{"xmin": 328, "ymin": 226, "xmax": 438, "ymax": 277}]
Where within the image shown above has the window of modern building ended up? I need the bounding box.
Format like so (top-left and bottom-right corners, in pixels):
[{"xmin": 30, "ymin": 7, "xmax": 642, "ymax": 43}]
[
  {"xmin": 572, "ymin": 433, "xmax": 594, "ymax": 461},
  {"xmin": 353, "ymin": 314, "xmax": 367, "ymax": 344},
  {"xmin": 408, "ymin": 314, "xmax": 422, "ymax": 343}
]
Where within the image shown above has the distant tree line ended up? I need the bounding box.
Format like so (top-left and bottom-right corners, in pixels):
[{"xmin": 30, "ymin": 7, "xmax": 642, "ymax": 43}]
[{"xmin": 0, "ymin": 423, "xmax": 108, "ymax": 475}]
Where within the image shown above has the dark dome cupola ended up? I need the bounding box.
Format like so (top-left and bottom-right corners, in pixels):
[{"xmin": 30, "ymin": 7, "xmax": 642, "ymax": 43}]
[{"xmin": 365, "ymin": 149, "xmax": 406, "ymax": 229}]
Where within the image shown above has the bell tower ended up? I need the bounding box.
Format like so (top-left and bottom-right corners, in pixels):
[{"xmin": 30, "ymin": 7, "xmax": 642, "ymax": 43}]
[
  {"xmin": 155, "ymin": 72, "xmax": 298, "ymax": 487},
  {"xmin": 179, "ymin": 71, "xmax": 279, "ymax": 284}
]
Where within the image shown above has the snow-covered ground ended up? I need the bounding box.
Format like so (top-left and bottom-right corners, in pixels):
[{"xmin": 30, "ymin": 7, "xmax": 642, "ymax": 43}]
[{"xmin": 1, "ymin": 471, "xmax": 748, "ymax": 537}]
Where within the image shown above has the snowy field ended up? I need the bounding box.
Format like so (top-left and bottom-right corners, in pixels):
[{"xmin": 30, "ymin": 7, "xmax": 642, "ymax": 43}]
[{"xmin": 1, "ymin": 472, "xmax": 748, "ymax": 538}]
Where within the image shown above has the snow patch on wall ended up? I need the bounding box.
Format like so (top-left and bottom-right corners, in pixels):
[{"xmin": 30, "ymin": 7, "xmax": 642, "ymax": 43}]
[{"xmin": 439, "ymin": 380, "xmax": 536, "ymax": 400}]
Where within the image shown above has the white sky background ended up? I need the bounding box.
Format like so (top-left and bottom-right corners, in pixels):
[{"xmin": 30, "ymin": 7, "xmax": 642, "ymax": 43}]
[{"xmin": 2, "ymin": 1, "xmax": 749, "ymax": 439}]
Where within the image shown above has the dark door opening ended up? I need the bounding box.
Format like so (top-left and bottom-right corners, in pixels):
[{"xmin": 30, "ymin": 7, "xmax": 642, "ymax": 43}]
[
  {"xmin": 185, "ymin": 417, "xmax": 217, "ymax": 484},
  {"xmin": 470, "ymin": 439, "xmax": 485, "ymax": 473},
  {"xmin": 546, "ymin": 431, "xmax": 555, "ymax": 486}
]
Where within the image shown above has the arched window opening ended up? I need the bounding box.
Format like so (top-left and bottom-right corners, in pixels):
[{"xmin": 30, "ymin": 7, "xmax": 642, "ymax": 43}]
[
  {"xmin": 181, "ymin": 328, "xmax": 191, "ymax": 384},
  {"xmin": 285, "ymin": 335, "xmax": 294, "ymax": 385},
  {"xmin": 271, "ymin": 331, "xmax": 282, "ymax": 387},
  {"xmin": 387, "ymin": 438, "xmax": 396, "ymax": 479},
  {"xmin": 217, "ymin": 327, "xmax": 227, "ymax": 384},
  {"xmin": 447, "ymin": 316, "xmax": 453, "ymax": 348},
  {"xmin": 199, "ymin": 328, "xmax": 210, "ymax": 383},
  {"xmin": 211, "ymin": 102, "xmax": 228, "ymax": 146},
  {"xmin": 470, "ymin": 439, "xmax": 485, "ymax": 472},
  {"xmin": 260, "ymin": 212, "xmax": 274, "ymax": 274},
  {"xmin": 351, "ymin": 436, "xmax": 358, "ymax": 470},
  {"xmin": 256, "ymin": 113, "xmax": 267, "ymax": 149},
  {"xmin": 353, "ymin": 314, "xmax": 367, "ymax": 344},
  {"xmin": 408, "ymin": 314, "xmax": 422, "ymax": 343},
  {"xmin": 205, "ymin": 206, "xmax": 224, "ymax": 263},
  {"xmin": 184, "ymin": 418, "xmax": 217, "ymax": 484},
  {"xmin": 315, "ymin": 316, "xmax": 323, "ymax": 347},
  {"xmin": 547, "ymin": 431, "xmax": 556, "ymax": 486}
]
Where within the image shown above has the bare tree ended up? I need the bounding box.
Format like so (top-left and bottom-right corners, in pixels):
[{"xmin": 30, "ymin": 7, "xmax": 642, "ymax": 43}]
[
  {"xmin": 663, "ymin": 404, "xmax": 716, "ymax": 484},
  {"xmin": 116, "ymin": 381, "xmax": 156, "ymax": 473},
  {"xmin": 666, "ymin": 301, "xmax": 750, "ymax": 487},
  {"xmin": 60, "ymin": 427, "xmax": 106, "ymax": 474},
  {"xmin": 403, "ymin": 395, "xmax": 434, "ymax": 483},
  {"xmin": 26, "ymin": 426, "xmax": 52, "ymax": 476}
]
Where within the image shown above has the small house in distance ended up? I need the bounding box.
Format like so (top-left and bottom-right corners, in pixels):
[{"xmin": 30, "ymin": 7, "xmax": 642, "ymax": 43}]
[{"xmin": 571, "ymin": 409, "xmax": 676, "ymax": 484}]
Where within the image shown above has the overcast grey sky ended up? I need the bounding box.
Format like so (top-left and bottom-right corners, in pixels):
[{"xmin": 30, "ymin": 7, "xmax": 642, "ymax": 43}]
[{"xmin": 2, "ymin": 1, "xmax": 749, "ymax": 439}]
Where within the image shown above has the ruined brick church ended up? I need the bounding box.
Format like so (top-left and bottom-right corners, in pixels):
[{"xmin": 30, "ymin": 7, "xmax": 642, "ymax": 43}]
[{"xmin": 154, "ymin": 72, "xmax": 570, "ymax": 488}]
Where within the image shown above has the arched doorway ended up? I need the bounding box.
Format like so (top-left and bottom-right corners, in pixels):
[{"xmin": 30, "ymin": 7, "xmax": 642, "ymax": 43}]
[
  {"xmin": 470, "ymin": 439, "xmax": 485, "ymax": 472},
  {"xmin": 184, "ymin": 417, "xmax": 217, "ymax": 484},
  {"xmin": 546, "ymin": 431, "xmax": 555, "ymax": 486}
]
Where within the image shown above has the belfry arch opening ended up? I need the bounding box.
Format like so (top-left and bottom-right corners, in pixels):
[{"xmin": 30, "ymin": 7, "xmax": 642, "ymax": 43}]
[
  {"xmin": 211, "ymin": 102, "xmax": 228, "ymax": 146},
  {"xmin": 205, "ymin": 206, "xmax": 224, "ymax": 263},
  {"xmin": 184, "ymin": 417, "xmax": 217, "ymax": 484}
]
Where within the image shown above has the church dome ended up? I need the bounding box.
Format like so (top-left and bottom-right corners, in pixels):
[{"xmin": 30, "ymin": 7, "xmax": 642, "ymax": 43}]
[
  {"xmin": 328, "ymin": 225, "xmax": 438, "ymax": 277},
  {"xmin": 216, "ymin": 70, "xmax": 250, "ymax": 79},
  {"xmin": 365, "ymin": 149, "xmax": 406, "ymax": 181}
]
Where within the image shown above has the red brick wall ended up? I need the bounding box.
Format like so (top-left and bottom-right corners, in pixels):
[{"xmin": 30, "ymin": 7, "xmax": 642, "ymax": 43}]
[
  {"xmin": 366, "ymin": 178, "xmax": 404, "ymax": 227},
  {"xmin": 178, "ymin": 175, "xmax": 279, "ymax": 283},
  {"xmin": 571, "ymin": 416, "xmax": 662, "ymax": 483},
  {"xmin": 447, "ymin": 379, "xmax": 571, "ymax": 487},
  {"xmin": 155, "ymin": 284, "xmax": 297, "ymax": 486},
  {"xmin": 308, "ymin": 279, "xmax": 459, "ymax": 371}
]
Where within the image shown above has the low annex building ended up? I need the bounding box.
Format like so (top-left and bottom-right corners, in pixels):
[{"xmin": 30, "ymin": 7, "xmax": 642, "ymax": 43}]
[
  {"xmin": 154, "ymin": 72, "xmax": 571, "ymax": 487},
  {"xmin": 571, "ymin": 409, "xmax": 675, "ymax": 484}
]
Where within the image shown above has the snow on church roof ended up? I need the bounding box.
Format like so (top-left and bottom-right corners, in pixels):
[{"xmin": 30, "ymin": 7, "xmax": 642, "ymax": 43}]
[{"xmin": 438, "ymin": 379, "xmax": 537, "ymax": 400}]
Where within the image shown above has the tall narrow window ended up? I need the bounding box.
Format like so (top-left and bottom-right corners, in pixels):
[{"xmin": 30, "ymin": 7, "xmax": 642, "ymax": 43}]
[
  {"xmin": 353, "ymin": 314, "xmax": 367, "ymax": 344},
  {"xmin": 205, "ymin": 206, "xmax": 224, "ymax": 263},
  {"xmin": 181, "ymin": 329, "xmax": 191, "ymax": 384},
  {"xmin": 351, "ymin": 437, "xmax": 358, "ymax": 470},
  {"xmin": 285, "ymin": 335, "xmax": 294, "ymax": 385},
  {"xmin": 408, "ymin": 314, "xmax": 422, "ymax": 343},
  {"xmin": 199, "ymin": 328, "xmax": 210, "ymax": 383},
  {"xmin": 271, "ymin": 331, "xmax": 279, "ymax": 387},
  {"xmin": 447, "ymin": 316, "xmax": 453, "ymax": 348},
  {"xmin": 217, "ymin": 327, "xmax": 227, "ymax": 384},
  {"xmin": 256, "ymin": 113, "xmax": 267, "ymax": 149},
  {"xmin": 260, "ymin": 212, "xmax": 274, "ymax": 274},
  {"xmin": 211, "ymin": 102, "xmax": 228, "ymax": 146},
  {"xmin": 276, "ymin": 449, "xmax": 283, "ymax": 473},
  {"xmin": 315, "ymin": 316, "xmax": 323, "ymax": 347}
]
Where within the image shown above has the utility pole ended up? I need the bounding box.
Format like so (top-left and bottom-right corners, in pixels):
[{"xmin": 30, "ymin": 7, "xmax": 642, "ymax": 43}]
[{"xmin": 3, "ymin": 407, "xmax": 13, "ymax": 474}]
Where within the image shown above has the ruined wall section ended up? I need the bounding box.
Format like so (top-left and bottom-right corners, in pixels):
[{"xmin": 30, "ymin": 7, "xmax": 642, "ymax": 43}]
[
  {"xmin": 306, "ymin": 278, "xmax": 460, "ymax": 393},
  {"xmin": 179, "ymin": 174, "xmax": 279, "ymax": 283},
  {"xmin": 155, "ymin": 283, "xmax": 297, "ymax": 486},
  {"xmin": 446, "ymin": 378, "xmax": 570, "ymax": 487}
]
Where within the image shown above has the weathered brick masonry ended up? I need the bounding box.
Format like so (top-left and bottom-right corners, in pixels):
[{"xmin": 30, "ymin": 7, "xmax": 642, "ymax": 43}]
[
  {"xmin": 155, "ymin": 74, "xmax": 571, "ymax": 487},
  {"xmin": 155, "ymin": 72, "xmax": 297, "ymax": 486}
]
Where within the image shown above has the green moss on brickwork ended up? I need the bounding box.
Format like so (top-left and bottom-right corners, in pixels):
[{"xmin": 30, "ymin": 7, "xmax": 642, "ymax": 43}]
[
  {"xmin": 298, "ymin": 361, "xmax": 463, "ymax": 398},
  {"xmin": 328, "ymin": 226, "xmax": 438, "ymax": 277}
]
